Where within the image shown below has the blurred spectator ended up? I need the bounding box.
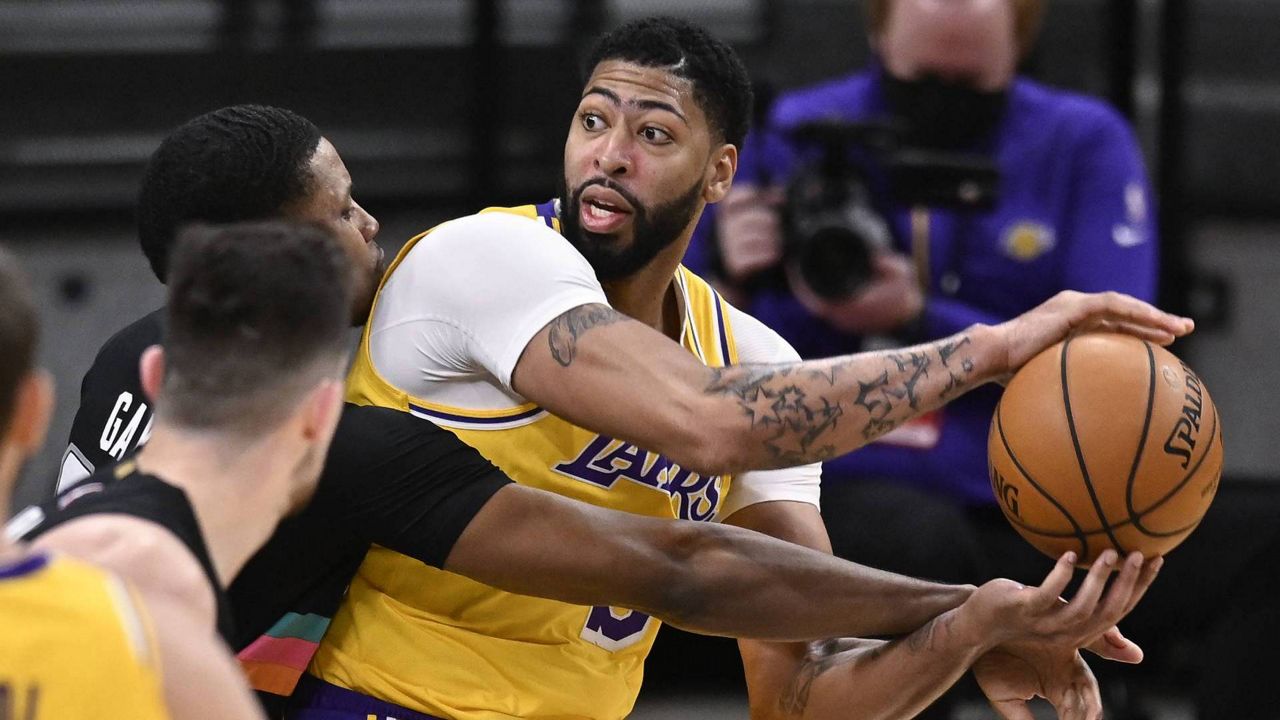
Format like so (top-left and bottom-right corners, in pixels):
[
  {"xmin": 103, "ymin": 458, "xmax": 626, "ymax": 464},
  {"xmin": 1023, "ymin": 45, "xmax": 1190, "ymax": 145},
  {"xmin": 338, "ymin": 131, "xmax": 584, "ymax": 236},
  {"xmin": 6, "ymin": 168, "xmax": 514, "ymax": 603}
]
[{"xmin": 695, "ymin": 0, "xmax": 1156, "ymax": 583}]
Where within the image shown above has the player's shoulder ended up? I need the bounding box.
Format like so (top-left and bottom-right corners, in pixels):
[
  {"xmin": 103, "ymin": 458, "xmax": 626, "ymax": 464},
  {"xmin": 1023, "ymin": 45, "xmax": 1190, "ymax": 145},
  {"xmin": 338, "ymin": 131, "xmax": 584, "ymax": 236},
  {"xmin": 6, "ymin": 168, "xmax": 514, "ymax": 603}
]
[
  {"xmin": 33, "ymin": 511, "xmax": 210, "ymax": 609},
  {"xmin": 432, "ymin": 204, "xmax": 562, "ymax": 243},
  {"xmin": 398, "ymin": 202, "xmax": 595, "ymax": 287},
  {"xmin": 87, "ymin": 308, "xmax": 165, "ymax": 376}
]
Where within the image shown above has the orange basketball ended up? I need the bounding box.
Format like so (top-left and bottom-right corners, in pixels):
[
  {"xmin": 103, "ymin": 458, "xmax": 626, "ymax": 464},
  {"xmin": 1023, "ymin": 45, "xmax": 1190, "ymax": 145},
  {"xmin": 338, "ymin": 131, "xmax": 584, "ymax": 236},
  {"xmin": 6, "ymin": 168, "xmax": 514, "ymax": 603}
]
[{"xmin": 988, "ymin": 333, "xmax": 1223, "ymax": 565}]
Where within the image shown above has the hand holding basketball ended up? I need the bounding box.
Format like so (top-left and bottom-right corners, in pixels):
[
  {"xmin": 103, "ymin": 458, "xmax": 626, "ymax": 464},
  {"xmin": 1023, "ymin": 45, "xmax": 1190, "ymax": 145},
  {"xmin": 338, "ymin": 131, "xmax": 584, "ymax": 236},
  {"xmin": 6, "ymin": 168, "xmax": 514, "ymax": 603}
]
[{"xmin": 990, "ymin": 291, "xmax": 1195, "ymax": 380}]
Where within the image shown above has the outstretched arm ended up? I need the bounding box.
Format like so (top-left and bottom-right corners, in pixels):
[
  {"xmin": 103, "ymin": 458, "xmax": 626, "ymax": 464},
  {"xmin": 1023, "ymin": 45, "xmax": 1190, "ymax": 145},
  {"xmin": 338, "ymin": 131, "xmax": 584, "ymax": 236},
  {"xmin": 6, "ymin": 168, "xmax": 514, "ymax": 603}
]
[
  {"xmin": 512, "ymin": 291, "xmax": 1192, "ymax": 475},
  {"xmin": 721, "ymin": 502, "xmax": 1157, "ymax": 720},
  {"xmin": 443, "ymin": 483, "xmax": 971, "ymax": 641}
]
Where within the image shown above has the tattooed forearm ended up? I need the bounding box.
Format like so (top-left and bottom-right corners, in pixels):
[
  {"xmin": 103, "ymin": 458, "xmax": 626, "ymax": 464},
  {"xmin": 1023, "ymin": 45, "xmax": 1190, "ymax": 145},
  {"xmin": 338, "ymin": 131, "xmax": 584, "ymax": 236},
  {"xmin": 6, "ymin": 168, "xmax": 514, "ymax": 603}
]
[
  {"xmin": 547, "ymin": 304, "xmax": 625, "ymax": 367},
  {"xmin": 887, "ymin": 351, "xmax": 932, "ymax": 410},
  {"xmin": 779, "ymin": 638, "xmax": 877, "ymax": 716},
  {"xmin": 937, "ymin": 336, "xmax": 972, "ymax": 368},
  {"xmin": 704, "ymin": 333, "xmax": 979, "ymax": 468},
  {"xmin": 904, "ymin": 612, "xmax": 956, "ymax": 654},
  {"xmin": 776, "ymin": 615, "xmax": 960, "ymax": 716}
]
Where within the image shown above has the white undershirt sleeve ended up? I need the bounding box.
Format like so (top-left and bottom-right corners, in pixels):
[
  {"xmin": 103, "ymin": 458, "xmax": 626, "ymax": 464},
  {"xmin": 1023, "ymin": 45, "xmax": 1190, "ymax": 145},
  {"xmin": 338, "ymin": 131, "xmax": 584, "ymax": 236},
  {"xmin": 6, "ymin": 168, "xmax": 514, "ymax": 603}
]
[
  {"xmin": 369, "ymin": 212, "xmax": 609, "ymax": 397},
  {"xmin": 718, "ymin": 304, "xmax": 824, "ymax": 519}
]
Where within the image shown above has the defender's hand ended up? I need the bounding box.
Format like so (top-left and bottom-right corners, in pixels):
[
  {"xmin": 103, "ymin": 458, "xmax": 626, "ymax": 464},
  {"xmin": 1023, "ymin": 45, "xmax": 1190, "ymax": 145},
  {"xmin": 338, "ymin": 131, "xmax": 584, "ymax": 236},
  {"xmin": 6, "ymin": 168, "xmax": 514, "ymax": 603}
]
[
  {"xmin": 973, "ymin": 645, "xmax": 1100, "ymax": 720},
  {"xmin": 992, "ymin": 291, "xmax": 1194, "ymax": 378}
]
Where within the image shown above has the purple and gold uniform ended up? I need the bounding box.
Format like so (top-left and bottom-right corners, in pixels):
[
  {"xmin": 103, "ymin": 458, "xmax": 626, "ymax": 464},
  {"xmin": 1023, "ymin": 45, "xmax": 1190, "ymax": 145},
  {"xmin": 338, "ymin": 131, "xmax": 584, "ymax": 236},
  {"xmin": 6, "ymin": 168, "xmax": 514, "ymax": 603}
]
[
  {"xmin": 303, "ymin": 203, "xmax": 819, "ymax": 720},
  {"xmin": 0, "ymin": 553, "xmax": 167, "ymax": 719}
]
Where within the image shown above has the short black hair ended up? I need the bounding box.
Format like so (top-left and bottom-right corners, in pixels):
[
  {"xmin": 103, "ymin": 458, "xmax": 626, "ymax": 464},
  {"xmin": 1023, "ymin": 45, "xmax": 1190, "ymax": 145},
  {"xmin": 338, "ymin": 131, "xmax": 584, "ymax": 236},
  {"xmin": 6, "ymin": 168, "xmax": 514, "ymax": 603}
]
[
  {"xmin": 584, "ymin": 16, "xmax": 754, "ymax": 148},
  {"xmin": 137, "ymin": 105, "xmax": 323, "ymax": 283},
  {"xmin": 162, "ymin": 221, "xmax": 352, "ymax": 436},
  {"xmin": 0, "ymin": 249, "xmax": 38, "ymax": 434}
]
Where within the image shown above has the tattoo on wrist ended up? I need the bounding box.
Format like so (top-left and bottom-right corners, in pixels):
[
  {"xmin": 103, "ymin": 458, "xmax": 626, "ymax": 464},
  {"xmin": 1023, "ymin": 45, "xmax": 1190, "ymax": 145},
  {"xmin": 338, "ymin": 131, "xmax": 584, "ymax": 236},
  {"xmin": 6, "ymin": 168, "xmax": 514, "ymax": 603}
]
[
  {"xmin": 547, "ymin": 304, "xmax": 625, "ymax": 367},
  {"xmin": 776, "ymin": 613, "xmax": 960, "ymax": 716},
  {"xmin": 779, "ymin": 638, "xmax": 868, "ymax": 716},
  {"xmin": 905, "ymin": 611, "xmax": 956, "ymax": 654}
]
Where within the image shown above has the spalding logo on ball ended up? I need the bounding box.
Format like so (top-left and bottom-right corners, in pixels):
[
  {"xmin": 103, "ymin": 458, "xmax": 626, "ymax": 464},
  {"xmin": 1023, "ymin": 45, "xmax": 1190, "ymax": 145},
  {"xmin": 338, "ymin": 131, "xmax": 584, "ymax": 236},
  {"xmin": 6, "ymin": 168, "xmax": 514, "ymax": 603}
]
[{"xmin": 988, "ymin": 333, "xmax": 1223, "ymax": 565}]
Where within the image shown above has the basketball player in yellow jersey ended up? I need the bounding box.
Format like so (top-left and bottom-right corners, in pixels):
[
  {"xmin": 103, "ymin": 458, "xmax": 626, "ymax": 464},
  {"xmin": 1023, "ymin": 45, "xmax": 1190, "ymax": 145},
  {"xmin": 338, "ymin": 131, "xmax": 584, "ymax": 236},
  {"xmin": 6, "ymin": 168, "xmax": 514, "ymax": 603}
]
[{"xmin": 305, "ymin": 17, "xmax": 1191, "ymax": 720}]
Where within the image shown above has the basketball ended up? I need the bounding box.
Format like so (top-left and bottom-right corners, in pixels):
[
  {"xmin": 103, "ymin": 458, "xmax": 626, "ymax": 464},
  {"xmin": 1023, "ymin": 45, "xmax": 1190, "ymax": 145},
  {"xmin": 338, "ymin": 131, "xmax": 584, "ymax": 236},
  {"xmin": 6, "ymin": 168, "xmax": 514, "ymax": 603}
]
[{"xmin": 988, "ymin": 333, "xmax": 1223, "ymax": 565}]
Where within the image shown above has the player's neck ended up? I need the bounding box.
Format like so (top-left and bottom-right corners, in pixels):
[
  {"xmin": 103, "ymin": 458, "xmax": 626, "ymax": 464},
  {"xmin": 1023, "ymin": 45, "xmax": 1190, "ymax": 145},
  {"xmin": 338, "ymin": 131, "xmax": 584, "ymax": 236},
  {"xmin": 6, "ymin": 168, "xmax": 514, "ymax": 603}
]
[
  {"xmin": 134, "ymin": 424, "xmax": 296, "ymax": 587},
  {"xmin": 601, "ymin": 240, "xmax": 687, "ymax": 340}
]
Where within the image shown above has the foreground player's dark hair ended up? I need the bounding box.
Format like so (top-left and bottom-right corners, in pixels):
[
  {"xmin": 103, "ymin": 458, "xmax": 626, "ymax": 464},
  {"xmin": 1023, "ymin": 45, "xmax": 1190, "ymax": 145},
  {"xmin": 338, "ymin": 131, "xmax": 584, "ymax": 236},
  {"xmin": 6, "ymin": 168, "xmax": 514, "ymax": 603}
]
[
  {"xmin": 584, "ymin": 16, "xmax": 754, "ymax": 149},
  {"xmin": 0, "ymin": 249, "xmax": 38, "ymax": 433},
  {"xmin": 137, "ymin": 105, "xmax": 322, "ymax": 283},
  {"xmin": 162, "ymin": 221, "xmax": 351, "ymax": 435}
]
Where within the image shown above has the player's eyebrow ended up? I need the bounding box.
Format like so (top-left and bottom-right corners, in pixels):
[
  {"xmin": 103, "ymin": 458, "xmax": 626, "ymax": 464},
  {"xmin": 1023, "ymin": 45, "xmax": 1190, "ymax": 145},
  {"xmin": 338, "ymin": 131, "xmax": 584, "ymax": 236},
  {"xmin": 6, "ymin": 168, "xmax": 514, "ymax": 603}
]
[{"xmin": 583, "ymin": 86, "xmax": 689, "ymax": 126}]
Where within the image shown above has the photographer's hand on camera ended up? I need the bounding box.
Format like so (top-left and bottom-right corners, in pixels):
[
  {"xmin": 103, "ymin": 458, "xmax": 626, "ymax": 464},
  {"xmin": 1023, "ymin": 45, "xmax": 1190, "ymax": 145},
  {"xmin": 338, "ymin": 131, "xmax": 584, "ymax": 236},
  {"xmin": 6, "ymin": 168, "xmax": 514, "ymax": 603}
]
[
  {"xmin": 714, "ymin": 184, "xmax": 787, "ymax": 283},
  {"xmin": 787, "ymin": 250, "xmax": 924, "ymax": 336}
]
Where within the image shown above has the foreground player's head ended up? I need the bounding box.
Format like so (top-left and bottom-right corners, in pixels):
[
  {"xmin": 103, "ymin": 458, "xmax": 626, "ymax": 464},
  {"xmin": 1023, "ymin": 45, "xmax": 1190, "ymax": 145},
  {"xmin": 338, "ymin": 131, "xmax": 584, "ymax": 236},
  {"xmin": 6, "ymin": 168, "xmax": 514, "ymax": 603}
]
[
  {"xmin": 561, "ymin": 16, "xmax": 752, "ymax": 280},
  {"xmin": 137, "ymin": 105, "xmax": 383, "ymax": 323},
  {"xmin": 141, "ymin": 221, "xmax": 352, "ymax": 508},
  {"xmin": 0, "ymin": 250, "xmax": 53, "ymax": 515}
]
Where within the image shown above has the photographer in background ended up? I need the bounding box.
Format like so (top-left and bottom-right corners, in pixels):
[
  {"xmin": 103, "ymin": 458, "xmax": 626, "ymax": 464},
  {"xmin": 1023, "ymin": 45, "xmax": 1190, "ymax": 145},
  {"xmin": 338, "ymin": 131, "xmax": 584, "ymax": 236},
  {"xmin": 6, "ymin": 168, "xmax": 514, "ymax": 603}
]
[
  {"xmin": 689, "ymin": 1, "xmax": 1157, "ymax": 714},
  {"xmin": 697, "ymin": 0, "xmax": 1155, "ymax": 582},
  {"xmin": 690, "ymin": 2, "xmax": 1280, "ymax": 718}
]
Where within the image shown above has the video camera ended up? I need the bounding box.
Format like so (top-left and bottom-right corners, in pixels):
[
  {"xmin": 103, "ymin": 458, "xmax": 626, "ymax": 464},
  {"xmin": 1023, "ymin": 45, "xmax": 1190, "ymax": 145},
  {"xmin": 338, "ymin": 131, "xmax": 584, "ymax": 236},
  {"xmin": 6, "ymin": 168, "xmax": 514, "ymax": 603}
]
[{"xmin": 783, "ymin": 120, "xmax": 1000, "ymax": 300}]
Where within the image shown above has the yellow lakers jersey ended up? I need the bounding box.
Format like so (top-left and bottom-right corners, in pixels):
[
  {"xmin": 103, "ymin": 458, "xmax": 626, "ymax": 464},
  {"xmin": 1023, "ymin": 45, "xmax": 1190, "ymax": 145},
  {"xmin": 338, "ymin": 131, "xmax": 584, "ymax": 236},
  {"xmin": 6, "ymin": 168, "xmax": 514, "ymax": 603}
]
[
  {"xmin": 311, "ymin": 204, "xmax": 741, "ymax": 720},
  {"xmin": 0, "ymin": 553, "xmax": 168, "ymax": 719}
]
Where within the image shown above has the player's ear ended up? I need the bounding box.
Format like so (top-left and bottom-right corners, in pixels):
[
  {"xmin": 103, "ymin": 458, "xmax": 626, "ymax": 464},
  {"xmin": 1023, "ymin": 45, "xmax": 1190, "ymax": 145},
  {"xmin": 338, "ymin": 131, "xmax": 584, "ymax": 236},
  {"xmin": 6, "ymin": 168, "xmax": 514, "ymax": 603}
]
[
  {"xmin": 300, "ymin": 378, "xmax": 344, "ymax": 444},
  {"xmin": 9, "ymin": 370, "xmax": 54, "ymax": 454},
  {"xmin": 139, "ymin": 345, "xmax": 166, "ymax": 403},
  {"xmin": 704, "ymin": 143, "xmax": 738, "ymax": 204}
]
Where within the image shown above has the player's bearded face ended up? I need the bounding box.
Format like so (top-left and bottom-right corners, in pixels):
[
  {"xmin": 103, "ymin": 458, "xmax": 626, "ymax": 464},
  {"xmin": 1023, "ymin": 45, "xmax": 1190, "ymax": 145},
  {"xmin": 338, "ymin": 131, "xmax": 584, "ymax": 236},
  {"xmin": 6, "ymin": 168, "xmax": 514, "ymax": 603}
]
[{"xmin": 559, "ymin": 175, "xmax": 703, "ymax": 281}]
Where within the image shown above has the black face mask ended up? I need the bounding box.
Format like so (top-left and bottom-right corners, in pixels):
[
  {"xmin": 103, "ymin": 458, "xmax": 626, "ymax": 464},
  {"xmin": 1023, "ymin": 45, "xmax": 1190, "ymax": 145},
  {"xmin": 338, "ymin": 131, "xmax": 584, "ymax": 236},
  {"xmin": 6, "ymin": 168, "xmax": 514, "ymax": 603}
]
[{"xmin": 882, "ymin": 72, "xmax": 1008, "ymax": 150}]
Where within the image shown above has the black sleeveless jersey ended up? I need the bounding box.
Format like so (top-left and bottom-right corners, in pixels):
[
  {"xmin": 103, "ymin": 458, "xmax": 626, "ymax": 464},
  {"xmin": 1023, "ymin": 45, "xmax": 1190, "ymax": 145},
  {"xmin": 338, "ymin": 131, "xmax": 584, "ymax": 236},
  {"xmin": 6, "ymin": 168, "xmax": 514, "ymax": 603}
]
[{"xmin": 22, "ymin": 463, "xmax": 235, "ymax": 640}]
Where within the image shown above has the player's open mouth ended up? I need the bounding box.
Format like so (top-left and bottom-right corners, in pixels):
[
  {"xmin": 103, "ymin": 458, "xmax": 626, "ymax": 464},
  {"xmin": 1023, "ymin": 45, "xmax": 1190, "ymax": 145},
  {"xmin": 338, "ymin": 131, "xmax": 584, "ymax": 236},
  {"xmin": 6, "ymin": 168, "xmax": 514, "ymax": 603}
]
[{"xmin": 580, "ymin": 187, "xmax": 633, "ymax": 234}]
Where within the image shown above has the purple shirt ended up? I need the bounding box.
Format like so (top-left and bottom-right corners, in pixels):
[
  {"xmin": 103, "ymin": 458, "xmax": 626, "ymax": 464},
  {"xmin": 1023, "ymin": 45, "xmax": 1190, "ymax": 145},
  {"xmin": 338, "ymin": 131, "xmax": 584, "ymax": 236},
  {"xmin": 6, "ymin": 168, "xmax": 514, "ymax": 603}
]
[{"xmin": 690, "ymin": 67, "xmax": 1157, "ymax": 505}]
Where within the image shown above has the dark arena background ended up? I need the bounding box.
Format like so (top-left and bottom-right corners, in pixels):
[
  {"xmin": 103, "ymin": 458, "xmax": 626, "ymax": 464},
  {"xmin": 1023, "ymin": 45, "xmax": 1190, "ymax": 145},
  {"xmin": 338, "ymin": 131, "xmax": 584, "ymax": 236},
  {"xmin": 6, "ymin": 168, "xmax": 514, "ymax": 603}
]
[{"xmin": 2, "ymin": 2, "xmax": 1277, "ymax": 718}]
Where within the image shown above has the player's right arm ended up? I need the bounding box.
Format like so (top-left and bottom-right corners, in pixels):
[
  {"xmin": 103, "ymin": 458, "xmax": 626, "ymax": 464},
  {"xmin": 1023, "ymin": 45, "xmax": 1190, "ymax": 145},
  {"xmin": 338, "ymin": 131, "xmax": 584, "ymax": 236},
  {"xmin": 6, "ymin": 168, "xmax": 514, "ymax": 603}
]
[{"xmin": 511, "ymin": 291, "xmax": 1192, "ymax": 475}]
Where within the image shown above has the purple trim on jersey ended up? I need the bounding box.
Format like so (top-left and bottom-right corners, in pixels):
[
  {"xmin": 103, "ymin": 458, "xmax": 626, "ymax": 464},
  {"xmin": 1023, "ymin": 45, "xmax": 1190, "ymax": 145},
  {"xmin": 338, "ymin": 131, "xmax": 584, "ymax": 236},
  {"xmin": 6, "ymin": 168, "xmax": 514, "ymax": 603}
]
[
  {"xmin": 287, "ymin": 675, "xmax": 447, "ymax": 720},
  {"xmin": 713, "ymin": 295, "xmax": 732, "ymax": 365},
  {"xmin": 408, "ymin": 402, "xmax": 543, "ymax": 425},
  {"xmin": 534, "ymin": 199, "xmax": 558, "ymax": 227},
  {"xmin": 0, "ymin": 552, "xmax": 49, "ymax": 580}
]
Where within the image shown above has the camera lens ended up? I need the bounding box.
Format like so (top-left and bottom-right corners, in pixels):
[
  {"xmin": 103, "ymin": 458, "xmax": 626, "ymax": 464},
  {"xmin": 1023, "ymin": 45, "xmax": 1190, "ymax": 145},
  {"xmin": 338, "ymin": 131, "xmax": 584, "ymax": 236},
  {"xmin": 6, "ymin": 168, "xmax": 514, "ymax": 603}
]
[{"xmin": 794, "ymin": 224, "xmax": 874, "ymax": 300}]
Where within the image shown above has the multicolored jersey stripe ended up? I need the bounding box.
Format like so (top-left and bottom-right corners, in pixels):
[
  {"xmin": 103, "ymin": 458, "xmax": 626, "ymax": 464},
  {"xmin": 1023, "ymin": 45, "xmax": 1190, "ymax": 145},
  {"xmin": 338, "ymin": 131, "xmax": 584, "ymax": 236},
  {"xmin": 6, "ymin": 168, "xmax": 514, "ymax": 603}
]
[{"xmin": 238, "ymin": 611, "xmax": 332, "ymax": 697}]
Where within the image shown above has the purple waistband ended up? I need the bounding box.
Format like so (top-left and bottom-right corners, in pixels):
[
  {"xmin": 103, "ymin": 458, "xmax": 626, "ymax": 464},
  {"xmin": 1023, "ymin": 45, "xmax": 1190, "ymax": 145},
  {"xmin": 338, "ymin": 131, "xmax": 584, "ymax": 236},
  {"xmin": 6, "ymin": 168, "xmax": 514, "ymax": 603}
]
[{"xmin": 285, "ymin": 675, "xmax": 447, "ymax": 720}]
